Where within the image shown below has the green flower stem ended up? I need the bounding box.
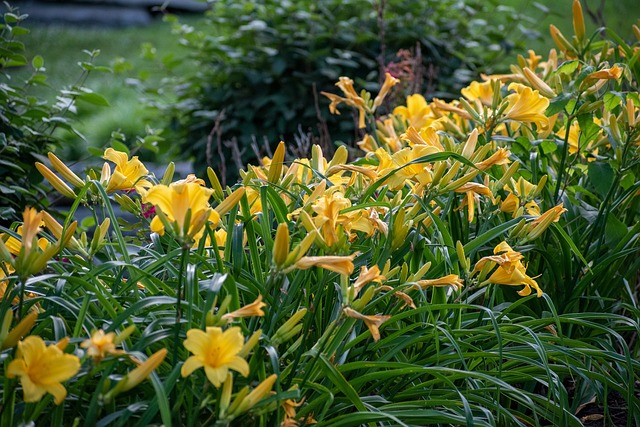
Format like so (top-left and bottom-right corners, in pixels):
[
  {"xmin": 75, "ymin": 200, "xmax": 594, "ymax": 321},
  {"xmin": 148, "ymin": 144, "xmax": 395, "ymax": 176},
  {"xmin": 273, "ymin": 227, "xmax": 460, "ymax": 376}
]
[{"xmin": 173, "ymin": 247, "xmax": 190, "ymax": 367}]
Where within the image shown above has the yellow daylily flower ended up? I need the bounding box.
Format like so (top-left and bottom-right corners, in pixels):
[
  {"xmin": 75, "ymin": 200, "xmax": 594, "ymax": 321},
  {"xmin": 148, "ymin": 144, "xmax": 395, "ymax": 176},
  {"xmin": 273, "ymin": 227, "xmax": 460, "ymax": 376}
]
[
  {"xmin": 586, "ymin": 64, "xmax": 623, "ymax": 82},
  {"xmin": 500, "ymin": 177, "xmax": 541, "ymax": 217},
  {"xmin": 393, "ymin": 94, "xmax": 435, "ymax": 129},
  {"xmin": 181, "ymin": 327, "xmax": 250, "ymax": 388},
  {"xmin": 526, "ymin": 204, "xmax": 567, "ymax": 239},
  {"xmin": 311, "ymin": 190, "xmax": 352, "ymax": 247},
  {"xmin": 475, "ymin": 148, "xmax": 511, "ymax": 171},
  {"xmin": 101, "ymin": 148, "xmax": 151, "ymax": 193},
  {"xmin": 461, "ymin": 80, "xmax": 501, "ymax": 106},
  {"xmin": 502, "ymin": 84, "xmax": 550, "ymax": 129},
  {"xmin": 81, "ymin": 329, "xmax": 125, "ymax": 363},
  {"xmin": 7, "ymin": 336, "xmax": 81, "ymax": 404},
  {"xmin": 321, "ymin": 77, "xmax": 368, "ymax": 128},
  {"xmin": 378, "ymin": 145, "xmax": 439, "ymax": 190},
  {"xmin": 473, "ymin": 241, "xmax": 542, "ymax": 297},
  {"xmin": 372, "ymin": 72, "xmax": 400, "ymax": 110},
  {"xmin": 141, "ymin": 181, "xmax": 217, "ymax": 243}
]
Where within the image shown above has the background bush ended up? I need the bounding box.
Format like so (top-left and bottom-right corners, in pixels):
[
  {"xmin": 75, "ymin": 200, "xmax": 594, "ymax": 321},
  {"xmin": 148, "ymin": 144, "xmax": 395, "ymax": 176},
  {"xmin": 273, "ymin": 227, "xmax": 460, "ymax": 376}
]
[
  {"xmin": 140, "ymin": 0, "xmax": 538, "ymax": 183},
  {"xmin": 0, "ymin": 8, "xmax": 109, "ymax": 222}
]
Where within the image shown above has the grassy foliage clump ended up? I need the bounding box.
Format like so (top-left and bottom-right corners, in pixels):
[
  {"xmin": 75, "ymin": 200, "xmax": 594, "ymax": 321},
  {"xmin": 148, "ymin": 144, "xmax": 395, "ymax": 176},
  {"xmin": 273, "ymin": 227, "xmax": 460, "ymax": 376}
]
[{"xmin": 1, "ymin": 2, "xmax": 639, "ymax": 426}]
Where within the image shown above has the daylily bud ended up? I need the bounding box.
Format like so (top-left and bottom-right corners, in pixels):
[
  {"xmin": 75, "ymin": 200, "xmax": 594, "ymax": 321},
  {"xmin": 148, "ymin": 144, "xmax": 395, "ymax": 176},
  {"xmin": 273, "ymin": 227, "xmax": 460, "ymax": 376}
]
[
  {"xmin": 493, "ymin": 160, "xmax": 520, "ymax": 192},
  {"xmin": 215, "ymin": 187, "xmax": 246, "ymax": 216},
  {"xmin": 1, "ymin": 311, "xmax": 37, "ymax": 350},
  {"xmin": 531, "ymin": 175, "xmax": 548, "ymax": 198},
  {"xmin": 35, "ymin": 163, "xmax": 77, "ymax": 199},
  {"xmin": 238, "ymin": 329, "xmax": 262, "ymax": 358},
  {"xmin": 627, "ymin": 98, "xmax": 636, "ymax": 127},
  {"xmin": 328, "ymin": 145, "xmax": 348, "ymax": 169},
  {"xmin": 109, "ymin": 348, "xmax": 167, "ymax": 397},
  {"xmin": 456, "ymin": 241, "xmax": 469, "ymax": 272},
  {"xmin": 230, "ymin": 374, "xmax": 277, "ymax": 417},
  {"xmin": 461, "ymin": 129, "xmax": 478, "ymax": 159},
  {"xmin": 219, "ymin": 373, "xmax": 233, "ymax": 418},
  {"xmin": 114, "ymin": 325, "xmax": 136, "ymax": 345},
  {"xmin": 114, "ymin": 193, "xmax": 138, "ymax": 213},
  {"xmin": 161, "ymin": 162, "xmax": 175, "ymax": 186},
  {"xmin": 47, "ymin": 152, "xmax": 85, "ymax": 188},
  {"xmin": 207, "ymin": 167, "xmax": 225, "ymax": 201},
  {"xmin": 572, "ymin": 0, "xmax": 585, "ymax": 42},
  {"xmin": 441, "ymin": 170, "xmax": 481, "ymax": 192},
  {"xmin": 267, "ymin": 141, "xmax": 285, "ymax": 183},
  {"xmin": 526, "ymin": 204, "xmax": 567, "ymax": 240},
  {"xmin": 90, "ymin": 218, "xmax": 111, "ymax": 255},
  {"xmin": 407, "ymin": 262, "xmax": 432, "ymax": 282},
  {"xmin": 608, "ymin": 114, "xmax": 622, "ymax": 143},
  {"xmin": 439, "ymin": 163, "xmax": 461, "ymax": 188},
  {"xmin": 523, "ymin": 68, "xmax": 556, "ymax": 98},
  {"xmin": 285, "ymin": 230, "xmax": 317, "ymax": 265},
  {"xmin": 549, "ymin": 25, "xmax": 575, "ymax": 55},
  {"xmin": 272, "ymin": 223, "xmax": 290, "ymax": 267}
]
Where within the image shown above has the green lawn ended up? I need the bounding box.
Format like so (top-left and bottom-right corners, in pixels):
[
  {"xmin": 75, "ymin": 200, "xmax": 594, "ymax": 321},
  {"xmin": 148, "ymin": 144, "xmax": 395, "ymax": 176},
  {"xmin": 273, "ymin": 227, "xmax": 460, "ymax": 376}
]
[{"xmin": 7, "ymin": 14, "xmax": 201, "ymax": 160}]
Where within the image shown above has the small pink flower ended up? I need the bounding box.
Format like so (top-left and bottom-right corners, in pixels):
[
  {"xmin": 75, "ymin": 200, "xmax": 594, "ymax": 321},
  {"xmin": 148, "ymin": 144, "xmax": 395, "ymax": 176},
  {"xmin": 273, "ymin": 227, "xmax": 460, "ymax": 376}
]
[{"xmin": 142, "ymin": 204, "xmax": 156, "ymax": 219}]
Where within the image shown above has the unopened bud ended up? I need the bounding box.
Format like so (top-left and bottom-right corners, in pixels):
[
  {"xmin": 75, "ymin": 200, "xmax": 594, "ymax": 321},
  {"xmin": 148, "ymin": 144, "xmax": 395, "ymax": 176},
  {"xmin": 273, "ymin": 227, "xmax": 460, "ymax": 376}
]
[
  {"xmin": 572, "ymin": 0, "xmax": 585, "ymax": 42},
  {"xmin": 215, "ymin": 187, "xmax": 245, "ymax": 216},
  {"xmin": 272, "ymin": 223, "xmax": 290, "ymax": 268},
  {"xmin": 35, "ymin": 163, "xmax": 77, "ymax": 199},
  {"xmin": 48, "ymin": 152, "xmax": 85, "ymax": 188},
  {"xmin": 238, "ymin": 329, "xmax": 262, "ymax": 358},
  {"xmin": 161, "ymin": 162, "xmax": 175, "ymax": 186},
  {"xmin": 207, "ymin": 167, "xmax": 225, "ymax": 201},
  {"xmin": 267, "ymin": 141, "xmax": 285, "ymax": 183}
]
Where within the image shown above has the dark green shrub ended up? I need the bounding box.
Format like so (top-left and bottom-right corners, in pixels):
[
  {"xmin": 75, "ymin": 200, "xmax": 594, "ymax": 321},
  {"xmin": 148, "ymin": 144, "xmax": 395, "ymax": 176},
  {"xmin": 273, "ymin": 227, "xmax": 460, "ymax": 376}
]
[
  {"xmin": 139, "ymin": 0, "xmax": 538, "ymax": 183},
  {"xmin": 0, "ymin": 5, "xmax": 110, "ymax": 221}
]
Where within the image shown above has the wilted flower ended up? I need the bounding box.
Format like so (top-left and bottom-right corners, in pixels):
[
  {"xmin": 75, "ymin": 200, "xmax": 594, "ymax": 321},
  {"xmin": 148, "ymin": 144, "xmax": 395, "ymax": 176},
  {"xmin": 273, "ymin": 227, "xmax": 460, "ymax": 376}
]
[
  {"xmin": 293, "ymin": 254, "xmax": 356, "ymax": 276},
  {"xmin": 416, "ymin": 274, "xmax": 464, "ymax": 291},
  {"xmin": 343, "ymin": 307, "xmax": 390, "ymax": 342},
  {"xmin": 221, "ymin": 295, "xmax": 267, "ymax": 322}
]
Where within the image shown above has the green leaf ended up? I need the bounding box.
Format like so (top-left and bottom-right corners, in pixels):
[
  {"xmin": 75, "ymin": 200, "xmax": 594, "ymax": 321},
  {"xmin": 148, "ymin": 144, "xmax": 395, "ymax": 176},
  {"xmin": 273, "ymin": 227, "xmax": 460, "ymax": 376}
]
[
  {"xmin": 577, "ymin": 114, "xmax": 600, "ymax": 145},
  {"xmin": 111, "ymin": 140, "xmax": 129, "ymax": 154},
  {"xmin": 556, "ymin": 60, "xmax": 579, "ymax": 75},
  {"xmin": 319, "ymin": 355, "xmax": 368, "ymax": 413},
  {"xmin": 605, "ymin": 214, "xmax": 628, "ymax": 246},
  {"xmin": 87, "ymin": 146, "xmax": 104, "ymax": 157},
  {"xmin": 31, "ymin": 55, "xmax": 43, "ymax": 69},
  {"xmin": 546, "ymin": 93, "xmax": 572, "ymax": 116},
  {"xmin": 603, "ymin": 92, "xmax": 622, "ymax": 112},
  {"xmin": 620, "ymin": 171, "xmax": 635, "ymax": 190},
  {"xmin": 540, "ymin": 140, "xmax": 557, "ymax": 154},
  {"xmin": 77, "ymin": 91, "xmax": 110, "ymax": 107},
  {"xmin": 587, "ymin": 162, "xmax": 614, "ymax": 197}
]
